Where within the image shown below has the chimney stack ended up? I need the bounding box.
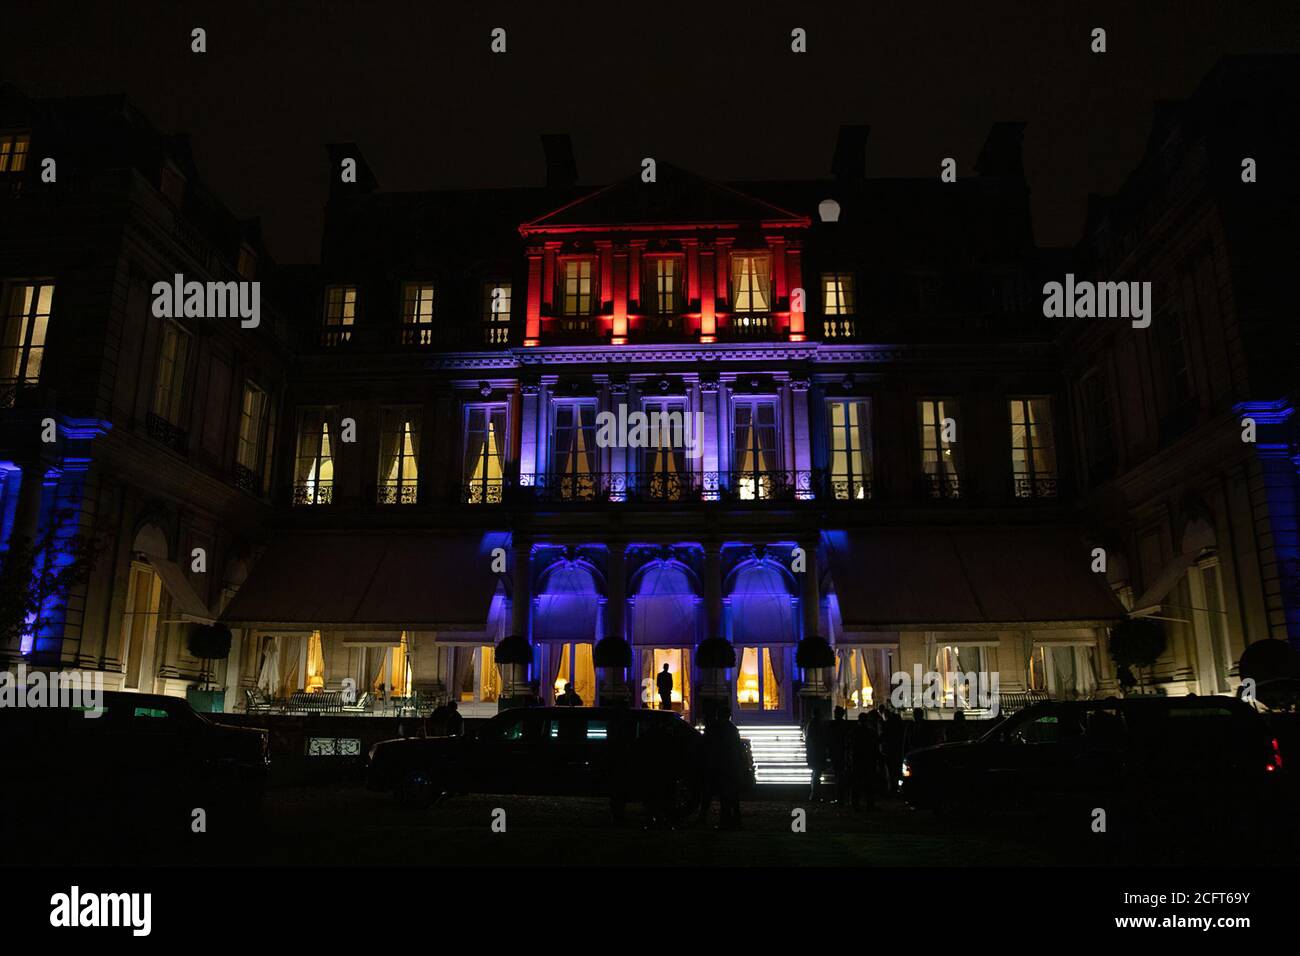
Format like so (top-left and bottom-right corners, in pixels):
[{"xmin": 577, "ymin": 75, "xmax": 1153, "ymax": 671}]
[
  {"xmin": 975, "ymin": 122, "xmax": 1027, "ymax": 180},
  {"xmin": 831, "ymin": 125, "xmax": 870, "ymax": 180},
  {"xmin": 541, "ymin": 133, "xmax": 578, "ymax": 188}
]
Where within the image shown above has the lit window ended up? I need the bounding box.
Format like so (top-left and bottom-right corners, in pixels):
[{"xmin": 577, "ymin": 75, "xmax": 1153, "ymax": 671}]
[
  {"xmin": 730, "ymin": 254, "xmax": 771, "ymax": 312},
  {"xmin": 151, "ymin": 319, "xmax": 191, "ymax": 426},
  {"xmin": 551, "ymin": 402, "xmax": 598, "ymax": 499},
  {"xmin": 294, "ymin": 410, "xmax": 335, "ymax": 505},
  {"xmin": 120, "ymin": 562, "xmax": 162, "ymax": 692},
  {"xmin": 322, "ymin": 286, "xmax": 356, "ymax": 345},
  {"xmin": 401, "ymin": 283, "xmax": 434, "ymax": 345},
  {"xmin": 1009, "ymin": 398, "xmax": 1056, "ymax": 498},
  {"xmin": 732, "ymin": 398, "xmax": 779, "ymax": 499},
  {"xmin": 639, "ymin": 399, "xmax": 689, "ymax": 500},
  {"xmin": 378, "ymin": 408, "xmax": 421, "ymax": 504},
  {"xmin": 236, "ymin": 245, "xmax": 257, "ymax": 280},
  {"xmin": 561, "ymin": 260, "xmax": 594, "ymax": 316},
  {"xmin": 551, "ymin": 642, "xmax": 596, "ymax": 704},
  {"xmin": 827, "ymin": 399, "xmax": 871, "ymax": 499},
  {"xmin": 736, "ymin": 647, "xmax": 781, "ymax": 710},
  {"xmin": 0, "ymin": 132, "xmax": 30, "ymax": 174},
  {"xmin": 236, "ymin": 382, "xmax": 268, "ymax": 476},
  {"xmin": 482, "ymin": 282, "xmax": 512, "ymax": 344},
  {"xmin": 643, "ymin": 648, "xmax": 691, "ymax": 711},
  {"xmin": 919, "ymin": 399, "xmax": 960, "ymax": 498},
  {"xmin": 822, "ymin": 272, "xmax": 856, "ymax": 339},
  {"xmin": 0, "ymin": 282, "xmax": 53, "ymax": 393},
  {"xmin": 464, "ymin": 405, "xmax": 507, "ymax": 504}
]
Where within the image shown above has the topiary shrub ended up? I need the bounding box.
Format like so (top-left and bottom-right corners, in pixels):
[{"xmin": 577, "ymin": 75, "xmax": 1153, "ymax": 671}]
[
  {"xmin": 696, "ymin": 637, "xmax": 736, "ymax": 669},
  {"xmin": 1108, "ymin": 617, "xmax": 1167, "ymax": 693},
  {"xmin": 494, "ymin": 634, "xmax": 533, "ymax": 665},
  {"xmin": 593, "ymin": 635, "xmax": 632, "ymax": 668}
]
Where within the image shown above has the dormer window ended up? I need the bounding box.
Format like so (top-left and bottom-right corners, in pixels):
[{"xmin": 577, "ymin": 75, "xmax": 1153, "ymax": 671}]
[
  {"xmin": 322, "ymin": 285, "xmax": 356, "ymax": 346},
  {"xmin": 730, "ymin": 254, "xmax": 771, "ymax": 313},
  {"xmin": 401, "ymin": 282, "xmax": 435, "ymax": 345},
  {"xmin": 560, "ymin": 259, "xmax": 595, "ymax": 316},
  {"xmin": 0, "ymin": 132, "xmax": 30, "ymax": 175},
  {"xmin": 160, "ymin": 162, "xmax": 186, "ymax": 206}
]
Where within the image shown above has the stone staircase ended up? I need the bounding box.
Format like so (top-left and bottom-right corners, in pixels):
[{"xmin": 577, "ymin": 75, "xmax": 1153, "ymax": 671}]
[{"xmin": 737, "ymin": 724, "xmax": 811, "ymax": 786}]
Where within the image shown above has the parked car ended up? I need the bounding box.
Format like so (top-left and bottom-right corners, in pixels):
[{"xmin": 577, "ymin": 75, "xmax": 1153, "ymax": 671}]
[
  {"xmin": 369, "ymin": 706, "xmax": 753, "ymax": 816},
  {"xmin": 901, "ymin": 696, "xmax": 1285, "ymax": 830},
  {"xmin": 1, "ymin": 690, "xmax": 269, "ymax": 839}
]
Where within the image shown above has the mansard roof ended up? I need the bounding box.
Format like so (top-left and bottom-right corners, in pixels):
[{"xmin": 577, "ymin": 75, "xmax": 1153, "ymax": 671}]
[{"xmin": 520, "ymin": 163, "xmax": 811, "ymax": 235}]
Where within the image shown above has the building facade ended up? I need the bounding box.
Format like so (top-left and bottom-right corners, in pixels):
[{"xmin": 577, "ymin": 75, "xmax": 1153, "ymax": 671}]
[{"xmin": 3, "ymin": 57, "xmax": 1295, "ymax": 722}]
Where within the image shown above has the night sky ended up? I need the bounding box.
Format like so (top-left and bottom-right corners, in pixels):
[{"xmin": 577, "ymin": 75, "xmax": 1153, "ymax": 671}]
[{"xmin": 4, "ymin": 0, "xmax": 1297, "ymax": 263}]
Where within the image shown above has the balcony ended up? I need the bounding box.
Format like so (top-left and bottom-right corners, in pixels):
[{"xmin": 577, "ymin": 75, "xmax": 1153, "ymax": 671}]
[
  {"xmin": 376, "ymin": 481, "xmax": 418, "ymax": 505},
  {"xmin": 233, "ymin": 463, "xmax": 260, "ymax": 494},
  {"xmin": 821, "ymin": 316, "xmax": 858, "ymax": 341},
  {"xmin": 463, "ymin": 478, "xmax": 505, "ymax": 505},
  {"xmin": 293, "ymin": 481, "xmax": 334, "ymax": 506},
  {"xmin": 922, "ymin": 472, "xmax": 962, "ymax": 500},
  {"xmin": 146, "ymin": 412, "xmax": 188, "ymax": 453},
  {"xmin": 825, "ymin": 474, "xmax": 873, "ymax": 501},
  {"xmin": 723, "ymin": 313, "xmax": 773, "ymax": 340},
  {"xmin": 525, "ymin": 470, "xmax": 815, "ymax": 504},
  {"xmin": 1013, "ymin": 472, "xmax": 1058, "ymax": 499}
]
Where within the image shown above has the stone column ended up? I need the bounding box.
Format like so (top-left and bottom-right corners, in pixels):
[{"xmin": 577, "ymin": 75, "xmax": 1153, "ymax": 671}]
[
  {"xmin": 704, "ymin": 543, "xmax": 723, "ymax": 639},
  {"xmin": 605, "ymin": 543, "xmax": 625, "ymax": 641},
  {"xmin": 511, "ymin": 537, "xmax": 532, "ymax": 639},
  {"xmin": 800, "ymin": 535, "xmax": 821, "ymax": 640},
  {"xmin": 791, "ymin": 377, "xmax": 812, "ymax": 498}
]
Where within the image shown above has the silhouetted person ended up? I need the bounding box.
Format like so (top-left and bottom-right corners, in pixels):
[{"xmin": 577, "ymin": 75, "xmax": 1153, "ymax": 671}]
[
  {"xmin": 828, "ymin": 706, "xmax": 851, "ymax": 803},
  {"xmin": 806, "ymin": 717, "xmax": 828, "ymax": 801},
  {"xmin": 851, "ymin": 712, "xmax": 880, "ymax": 810},
  {"xmin": 716, "ymin": 710, "xmax": 745, "ymax": 829},
  {"xmin": 445, "ymin": 700, "xmax": 464, "ymax": 737},
  {"xmin": 656, "ymin": 664, "xmax": 674, "ymax": 710},
  {"xmin": 638, "ymin": 719, "xmax": 678, "ymax": 829},
  {"xmin": 881, "ymin": 707, "xmax": 904, "ymax": 795},
  {"xmin": 426, "ymin": 702, "xmax": 449, "ymax": 736},
  {"xmin": 557, "ymin": 682, "xmax": 583, "ymax": 706}
]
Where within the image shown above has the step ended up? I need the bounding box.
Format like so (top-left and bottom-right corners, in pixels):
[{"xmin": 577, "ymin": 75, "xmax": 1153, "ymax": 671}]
[{"xmin": 736, "ymin": 724, "xmax": 812, "ymax": 786}]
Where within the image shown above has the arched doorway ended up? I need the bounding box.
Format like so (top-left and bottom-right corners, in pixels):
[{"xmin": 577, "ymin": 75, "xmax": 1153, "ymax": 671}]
[
  {"xmin": 533, "ymin": 560, "xmax": 601, "ymax": 705},
  {"xmin": 726, "ymin": 559, "xmax": 796, "ymax": 717},
  {"xmin": 629, "ymin": 558, "xmax": 700, "ymax": 715}
]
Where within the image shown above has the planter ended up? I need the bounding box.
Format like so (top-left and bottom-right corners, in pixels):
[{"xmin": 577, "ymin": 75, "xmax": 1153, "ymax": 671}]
[{"xmin": 186, "ymin": 688, "xmax": 226, "ymax": 713}]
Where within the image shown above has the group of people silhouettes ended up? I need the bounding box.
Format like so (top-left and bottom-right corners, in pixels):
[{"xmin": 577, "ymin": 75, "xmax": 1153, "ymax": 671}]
[{"xmin": 805, "ymin": 704, "xmax": 905, "ymax": 809}]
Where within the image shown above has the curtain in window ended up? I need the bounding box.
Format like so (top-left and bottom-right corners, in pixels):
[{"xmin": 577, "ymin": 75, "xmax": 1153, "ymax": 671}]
[
  {"xmin": 764, "ymin": 648, "xmax": 782, "ymax": 709},
  {"xmin": 256, "ymin": 636, "xmax": 280, "ymax": 694},
  {"xmin": 279, "ymin": 634, "xmax": 307, "ymax": 697},
  {"xmin": 379, "ymin": 411, "xmax": 403, "ymax": 487},
  {"xmin": 574, "ymin": 643, "xmax": 596, "ymax": 704},
  {"xmin": 731, "ymin": 255, "xmax": 771, "ymax": 311}
]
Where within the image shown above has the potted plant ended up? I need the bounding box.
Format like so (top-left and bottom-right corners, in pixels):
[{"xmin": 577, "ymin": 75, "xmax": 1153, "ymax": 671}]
[
  {"xmin": 593, "ymin": 635, "xmax": 633, "ymax": 705},
  {"xmin": 186, "ymin": 623, "xmax": 233, "ymax": 713},
  {"xmin": 494, "ymin": 634, "xmax": 533, "ymax": 709},
  {"xmin": 796, "ymin": 635, "xmax": 835, "ymax": 693},
  {"xmin": 1108, "ymin": 617, "xmax": 1167, "ymax": 695}
]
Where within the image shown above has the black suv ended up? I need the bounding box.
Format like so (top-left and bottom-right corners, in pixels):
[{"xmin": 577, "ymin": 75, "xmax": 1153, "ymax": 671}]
[
  {"xmin": 2, "ymin": 690, "xmax": 269, "ymax": 838},
  {"xmin": 369, "ymin": 706, "xmax": 753, "ymax": 816},
  {"xmin": 901, "ymin": 696, "xmax": 1284, "ymax": 828}
]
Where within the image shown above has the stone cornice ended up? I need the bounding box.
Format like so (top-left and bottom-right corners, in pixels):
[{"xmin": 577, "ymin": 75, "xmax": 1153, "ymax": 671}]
[{"xmin": 428, "ymin": 341, "xmax": 1054, "ymax": 372}]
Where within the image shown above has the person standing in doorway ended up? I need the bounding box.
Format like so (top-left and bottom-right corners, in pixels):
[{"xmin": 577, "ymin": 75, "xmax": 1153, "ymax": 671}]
[
  {"xmin": 557, "ymin": 682, "xmax": 583, "ymax": 706},
  {"xmin": 656, "ymin": 663, "xmax": 674, "ymax": 711}
]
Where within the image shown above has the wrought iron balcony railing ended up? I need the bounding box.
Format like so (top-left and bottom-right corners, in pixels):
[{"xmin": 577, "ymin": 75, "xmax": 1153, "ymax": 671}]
[
  {"xmin": 463, "ymin": 478, "xmax": 505, "ymax": 505},
  {"xmin": 1013, "ymin": 473, "xmax": 1058, "ymax": 499},
  {"xmin": 922, "ymin": 472, "xmax": 962, "ymax": 500},
  {"xmin": 826, "ymin": 474, "xmax": 873, "ymax": 501},
  {"xmin": 377, "ymin": 481, "xmax": 419, "ymax": 505},
  {"xmin": 522, "ymin": 470, "xmax": 816, "ymax": 504},
  {"xmin": 233, "ymin": 463, "xmax": 260, "ymax": 494},
  {"xmin": 293, "ymin": 481, "xmax": 334, "ymax": 506},
  {"xmin": 146, "ymin": 412, "xmax": 188, "ymax": 453}
]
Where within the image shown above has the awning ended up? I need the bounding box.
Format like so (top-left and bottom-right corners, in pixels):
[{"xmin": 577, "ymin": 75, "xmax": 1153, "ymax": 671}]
[
  {"xmin": 149, "ymin": 557, "xmax": 214, "ymax": 624},
  {"xmin": 221, "ymin": 532, "xmax": 506, "ymax": 631},
  {"xmin": 823, "ymin": 527, "xmax": 1126, "ymax": 632}
]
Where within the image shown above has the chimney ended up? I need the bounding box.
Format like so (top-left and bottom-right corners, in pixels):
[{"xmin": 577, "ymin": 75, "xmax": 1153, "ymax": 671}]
[
  {"xmin": 831, "ymin": 125, "xmax": 870, "ymax": 180},
  {"xmin": 975, "ymin": 122, "xmax": 1027, "ymax": 180},
  {"xmin": 541, "ymin": 133, "xmax": 578, "ymax": 188},
  {"xmin": 325, "ymin": 142, "xmax": 379, "ymax": 199}
]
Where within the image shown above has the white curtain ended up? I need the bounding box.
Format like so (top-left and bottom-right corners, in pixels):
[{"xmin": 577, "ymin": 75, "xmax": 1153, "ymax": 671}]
[{"xmin": 256, "ymin": 636, "xmax": 280, "ymax": 694}]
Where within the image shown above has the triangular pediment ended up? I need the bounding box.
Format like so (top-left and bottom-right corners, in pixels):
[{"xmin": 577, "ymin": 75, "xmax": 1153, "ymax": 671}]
[{"xmin": 520, "ymin": 163, "xmax": 810, "ymax": 234}]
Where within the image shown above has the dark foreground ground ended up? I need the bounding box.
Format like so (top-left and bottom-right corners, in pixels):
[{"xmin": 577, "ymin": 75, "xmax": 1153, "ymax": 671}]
[{"xmin": 12, "ymin": 779, "xmax": 1294, "ymax": 867}]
